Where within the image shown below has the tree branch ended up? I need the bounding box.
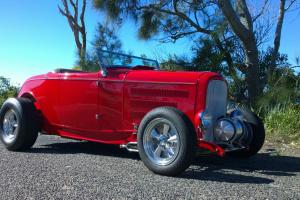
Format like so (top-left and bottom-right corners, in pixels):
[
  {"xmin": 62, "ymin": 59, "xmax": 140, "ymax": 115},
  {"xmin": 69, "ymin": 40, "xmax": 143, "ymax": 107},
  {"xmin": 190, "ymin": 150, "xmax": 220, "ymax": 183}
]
[
  {"xmin": 172, "ymin": 0, "xmax": 212, "ymax": 34},
  {"xmin": 136, "ymin": 3, "xmax": 212, "ymax": 35},
  {"xmin": 285, "ymin": 0, "xmax": 297, "ymax": 11},
  {"xmin": 217, "ymin": 0, "xmax": 251, "ymax": 42},
  {"xmin": 236, "ymin": 0, "xmax": 253, "ymax": 30},
  {"xmin": 170, "ymin": 30, "xmax": 198, "ymax": 40},
  {"xmin": 58, "ymin": 0, "xmax": 86, "ymax": 58},
  {"xmin": 80, "ymin": 0, "xmax": 87, "ymax": 54},
  {"xmin": 252, "ymin": 0, "xmax": 269, "ymax": 22}
]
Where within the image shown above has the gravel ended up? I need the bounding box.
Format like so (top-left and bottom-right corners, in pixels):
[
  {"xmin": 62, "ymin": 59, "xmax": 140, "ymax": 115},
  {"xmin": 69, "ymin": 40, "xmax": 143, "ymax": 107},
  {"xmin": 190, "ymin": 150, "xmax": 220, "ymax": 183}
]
[{"xmin": 0, "ymin": 135, "xmax": 299, "ymax": 200}]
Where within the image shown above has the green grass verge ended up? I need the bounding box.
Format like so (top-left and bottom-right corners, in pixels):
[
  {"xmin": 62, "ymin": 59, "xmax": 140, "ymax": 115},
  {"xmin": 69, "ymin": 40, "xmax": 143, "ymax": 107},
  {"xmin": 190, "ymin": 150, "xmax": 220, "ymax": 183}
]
[{"xmin": 264, "ymin": 105, "xmax": 300, "ymax": 145}]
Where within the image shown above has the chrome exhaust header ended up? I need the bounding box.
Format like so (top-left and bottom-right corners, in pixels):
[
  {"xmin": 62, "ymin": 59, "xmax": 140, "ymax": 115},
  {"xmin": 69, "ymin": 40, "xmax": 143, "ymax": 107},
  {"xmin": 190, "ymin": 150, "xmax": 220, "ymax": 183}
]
[{"xmin": 120, "ymin": 142, "xmax": 138, "ymax": 152}]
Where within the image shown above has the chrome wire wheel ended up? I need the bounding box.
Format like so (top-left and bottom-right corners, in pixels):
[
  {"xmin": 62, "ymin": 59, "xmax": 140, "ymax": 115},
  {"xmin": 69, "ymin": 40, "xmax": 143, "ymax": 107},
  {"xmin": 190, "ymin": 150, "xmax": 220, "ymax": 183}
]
[
  {"xmin": 2, "ymin": 109, "xmax": 19, "ymax": 144},
  {"xmin": 143, "ymin": 118, "xmax": 180, "ymax": 166}
]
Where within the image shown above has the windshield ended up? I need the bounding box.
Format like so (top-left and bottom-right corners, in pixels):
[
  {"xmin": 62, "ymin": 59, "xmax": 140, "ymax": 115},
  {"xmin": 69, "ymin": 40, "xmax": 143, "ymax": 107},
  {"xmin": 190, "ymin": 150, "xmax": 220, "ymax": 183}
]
[{"xmin": 97, "ymin": 50, "xmax": 160, "ymax": 69}]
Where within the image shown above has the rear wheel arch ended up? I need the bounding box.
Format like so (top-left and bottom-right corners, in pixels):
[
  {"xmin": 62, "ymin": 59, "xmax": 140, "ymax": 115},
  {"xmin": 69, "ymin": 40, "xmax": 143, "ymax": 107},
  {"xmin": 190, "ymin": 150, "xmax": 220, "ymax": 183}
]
[
  {"xmin": 20, "ymin": 92, "xmax": 40, "ymax": 110},
  {"xmin": 19, "ymin": 94, "xmax": 43, "ymax": 131}
]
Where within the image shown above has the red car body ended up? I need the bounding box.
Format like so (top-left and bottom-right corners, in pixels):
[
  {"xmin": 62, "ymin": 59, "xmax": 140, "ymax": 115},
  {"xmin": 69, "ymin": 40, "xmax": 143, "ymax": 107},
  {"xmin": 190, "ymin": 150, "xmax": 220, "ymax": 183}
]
[
  {"xmin": 18, "ymin": 68, "xmax": 225, "ymax": 155},
  {"xmin": 0, "ymin": 50, "xmax": 265, "ymax": 175}
]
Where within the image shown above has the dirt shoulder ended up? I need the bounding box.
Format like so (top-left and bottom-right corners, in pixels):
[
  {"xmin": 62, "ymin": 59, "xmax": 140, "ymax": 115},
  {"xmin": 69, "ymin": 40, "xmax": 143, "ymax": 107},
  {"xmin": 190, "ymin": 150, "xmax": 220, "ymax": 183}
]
[{"xmin": 263, "ymin": 136, "xmax": 300, "ymax": 156}]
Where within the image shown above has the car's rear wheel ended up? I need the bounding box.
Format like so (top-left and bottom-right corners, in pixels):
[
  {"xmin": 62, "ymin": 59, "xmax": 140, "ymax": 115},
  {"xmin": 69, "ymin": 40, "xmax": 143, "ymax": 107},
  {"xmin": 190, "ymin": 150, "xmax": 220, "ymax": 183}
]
[
  {"xmin": 0, "ymin": 98, "xmax": 40, "ymax": 151},
  {"xmin": 137, "ymin": 107, "xmax": 196, "ymax": 176}
]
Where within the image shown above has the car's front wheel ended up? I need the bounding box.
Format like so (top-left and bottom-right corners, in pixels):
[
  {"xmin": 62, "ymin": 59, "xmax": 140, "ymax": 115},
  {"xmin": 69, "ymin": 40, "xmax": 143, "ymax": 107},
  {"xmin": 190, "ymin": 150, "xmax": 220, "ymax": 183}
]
[
  {"xmin": 137, "ymin": 107, "xmax": 196, "ymax": 176},
  {"xmin": 0, "ymin": 98, "xmax": 40, "ymax": 151}
]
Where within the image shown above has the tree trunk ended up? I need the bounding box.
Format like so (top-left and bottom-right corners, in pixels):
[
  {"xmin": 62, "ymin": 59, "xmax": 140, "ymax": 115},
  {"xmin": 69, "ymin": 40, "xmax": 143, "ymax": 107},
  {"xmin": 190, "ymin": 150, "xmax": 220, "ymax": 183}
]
[
  {"xmin": 59, "ymin": 0, "xmax": 87, "ymax": 62},
  {"xmin": 244, "ymin": 42, "xmax": 261, "ymax": 105},
  {"xmin": 269, "ymin": 0, "xmax": 286, "ymax": 82},
  {"xmin": 218, "ymin": 0, "xmax": 262, "ymax": 105}
]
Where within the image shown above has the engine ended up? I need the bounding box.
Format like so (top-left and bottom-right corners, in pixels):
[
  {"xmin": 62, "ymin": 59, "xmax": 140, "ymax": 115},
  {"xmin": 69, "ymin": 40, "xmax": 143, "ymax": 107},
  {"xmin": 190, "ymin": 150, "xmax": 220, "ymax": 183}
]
[{"xmin": 200, "ymin": 80, "xmax": 252, "ymax": 151}]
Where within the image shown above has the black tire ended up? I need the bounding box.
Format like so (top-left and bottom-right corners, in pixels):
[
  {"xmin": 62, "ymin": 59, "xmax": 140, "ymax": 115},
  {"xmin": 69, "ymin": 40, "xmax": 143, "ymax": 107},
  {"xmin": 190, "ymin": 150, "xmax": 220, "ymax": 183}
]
[
  {"xmin": 137, "ymin": 107, "xmax": 197, "ymax": 176},
  {"xmin": 228, "ymin": 107, "xmax": 265, "ymax": 158},
  {"xmin": 0, "ymin": 98, "xmax": 40, "ymax": 151}
]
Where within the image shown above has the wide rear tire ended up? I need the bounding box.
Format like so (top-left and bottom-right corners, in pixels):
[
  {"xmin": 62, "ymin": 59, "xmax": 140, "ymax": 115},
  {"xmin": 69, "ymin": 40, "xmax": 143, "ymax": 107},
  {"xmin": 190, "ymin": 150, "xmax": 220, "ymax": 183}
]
[
  {"xmin": 228, "ymin": 107, "xmax": 265, "ymax": 158},
  {"xmin": 137, "ymin": 107, "xmax": 197, "ymax": 176},
  {"xmin": 0, "ymin": 98, "xmax": 40, "ymax": 151}
]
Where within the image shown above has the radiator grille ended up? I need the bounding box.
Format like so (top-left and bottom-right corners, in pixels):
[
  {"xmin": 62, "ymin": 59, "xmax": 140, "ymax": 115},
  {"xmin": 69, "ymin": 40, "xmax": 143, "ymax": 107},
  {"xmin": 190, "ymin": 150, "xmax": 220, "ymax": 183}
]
[{"xmin": 206, "ymin": 80, "xmax": 227, "ymax": 119}]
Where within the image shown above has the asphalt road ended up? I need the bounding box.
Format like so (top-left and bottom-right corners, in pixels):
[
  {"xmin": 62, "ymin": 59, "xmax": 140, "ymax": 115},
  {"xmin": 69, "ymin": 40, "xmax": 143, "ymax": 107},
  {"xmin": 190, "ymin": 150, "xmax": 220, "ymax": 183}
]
[{"xmin": 0, "ymin": 135, "xmax": 299, "ymax": 200}]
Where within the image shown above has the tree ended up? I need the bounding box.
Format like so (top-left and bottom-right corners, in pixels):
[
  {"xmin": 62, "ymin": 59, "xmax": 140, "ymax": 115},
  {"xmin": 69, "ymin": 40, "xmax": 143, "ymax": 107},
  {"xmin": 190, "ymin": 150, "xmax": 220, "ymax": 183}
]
[
  {"xmin": 0, "ymin": 77, "xmax": 18, "ymax": 106},
  {"xmin": 93, "ymin": 0, "xmax": 298, "ymax": 105},
  {"xmin": 92, "ymin": 23, "xmax": 122, "ymax": 52},
  {"xmin": 257, "ymin": 50, "xmax": 300, "ymax": 111},
  {"xmin": 58, "ymin": 0, "xmax": 87, "ymax": 60},
  {"xmin": 93, "ymin": 1, "xmax": 234, "ymax": 71},
  {"xmin": 218, "ymin": 0, "xmax": 298, "ymax": 103},
  {"xmin": 269, "ymin": 0, "xmax": 298, "ymax": 81},
  {"xmin": 73, "ymin": 23, "xmax": 123, "ymax": 72}
]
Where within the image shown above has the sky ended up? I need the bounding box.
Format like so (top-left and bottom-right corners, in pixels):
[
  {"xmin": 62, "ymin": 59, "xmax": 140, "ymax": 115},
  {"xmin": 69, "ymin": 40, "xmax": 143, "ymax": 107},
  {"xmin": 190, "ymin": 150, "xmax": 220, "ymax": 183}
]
[{"xmin": 0, "ymin": 0, "xmax": 299, "ymax": 85}]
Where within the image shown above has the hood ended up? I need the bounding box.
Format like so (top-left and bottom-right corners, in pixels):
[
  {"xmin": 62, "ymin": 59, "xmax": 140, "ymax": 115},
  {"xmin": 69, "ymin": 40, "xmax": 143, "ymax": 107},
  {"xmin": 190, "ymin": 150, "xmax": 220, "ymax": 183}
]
[
  {"xmin": 26, "ymin": 74, "xmax": 48, "ymax": 82},
  {"xmin": 125, "ymin": 70, "xmax": 222, "ymax": 84}
]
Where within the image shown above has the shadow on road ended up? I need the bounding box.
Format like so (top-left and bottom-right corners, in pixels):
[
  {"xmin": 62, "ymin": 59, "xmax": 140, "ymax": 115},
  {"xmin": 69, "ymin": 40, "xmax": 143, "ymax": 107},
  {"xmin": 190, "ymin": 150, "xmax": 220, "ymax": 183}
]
[
  {"xmin": 29, "ymin": 140, "xmax": 300, "ymax": 184},
  {"xmin": 180, "ymin": 153, "xmax": 300, "ymax": 184},
  {"xmin": 30, "ymin": 141, "xmax": 140, "ymax": 159}
]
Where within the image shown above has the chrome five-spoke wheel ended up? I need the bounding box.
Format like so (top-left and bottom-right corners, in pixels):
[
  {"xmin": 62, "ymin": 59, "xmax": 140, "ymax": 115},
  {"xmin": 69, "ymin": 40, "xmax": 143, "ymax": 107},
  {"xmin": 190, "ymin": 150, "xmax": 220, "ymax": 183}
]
[
  {"xmin": 143, "ymin": 118, "xmax": 180, "ymax": 166},
  {"xmin": 2, "ymin": 109, "xmax": 19, "ymax": 144},
  {"xmin": 138, "ymin": 107, "xmax": 196, "ymax": 176}
]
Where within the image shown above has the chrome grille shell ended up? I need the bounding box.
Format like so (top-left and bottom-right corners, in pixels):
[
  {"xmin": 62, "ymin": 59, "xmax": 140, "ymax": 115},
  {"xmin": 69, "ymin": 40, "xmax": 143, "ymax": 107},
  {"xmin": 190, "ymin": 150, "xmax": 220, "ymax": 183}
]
[
  {"xmin": 206, "ymin": 80, "xmax": 227, "ymax": 118},
  {"xmin": 203, "ymin": 80, "xmax": 228, "ymax": 142}
]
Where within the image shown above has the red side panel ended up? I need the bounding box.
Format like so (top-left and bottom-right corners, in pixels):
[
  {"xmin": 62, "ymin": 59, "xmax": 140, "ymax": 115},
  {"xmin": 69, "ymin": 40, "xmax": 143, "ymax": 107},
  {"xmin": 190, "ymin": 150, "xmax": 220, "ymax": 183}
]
[{"xmin": 56, "ymin": 72, "xmax": 99, "ymax": 133}]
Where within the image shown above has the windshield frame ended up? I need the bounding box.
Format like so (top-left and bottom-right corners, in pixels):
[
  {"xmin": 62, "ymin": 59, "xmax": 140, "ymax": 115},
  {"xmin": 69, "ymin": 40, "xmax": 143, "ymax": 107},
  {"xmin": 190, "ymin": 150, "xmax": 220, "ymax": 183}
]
[{"xmin": 96, "ymin": 49, "xmax": 160, "ymax": 71}]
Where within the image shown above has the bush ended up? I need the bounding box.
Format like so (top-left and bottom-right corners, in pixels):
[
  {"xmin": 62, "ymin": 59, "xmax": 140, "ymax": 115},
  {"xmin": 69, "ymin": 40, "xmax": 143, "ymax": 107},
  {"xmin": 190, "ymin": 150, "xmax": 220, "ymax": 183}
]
[
  {"xmin": 264, "ymin": 104, "xmax": 300, "ymax": 144},
  {"xmin": 0, "ymin": 77, "xmax": 18, "ymax": 107}
]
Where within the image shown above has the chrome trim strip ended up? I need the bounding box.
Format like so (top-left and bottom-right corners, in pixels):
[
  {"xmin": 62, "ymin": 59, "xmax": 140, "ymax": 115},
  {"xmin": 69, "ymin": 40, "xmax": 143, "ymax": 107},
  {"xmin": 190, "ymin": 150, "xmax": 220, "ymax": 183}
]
[
  {"xmin": 27, "ymin": 77, "xmax": 196, "ymax": 85},
  {"xmin": 124, "ymin": 80, "xmax": 196, "ymax": 85}
]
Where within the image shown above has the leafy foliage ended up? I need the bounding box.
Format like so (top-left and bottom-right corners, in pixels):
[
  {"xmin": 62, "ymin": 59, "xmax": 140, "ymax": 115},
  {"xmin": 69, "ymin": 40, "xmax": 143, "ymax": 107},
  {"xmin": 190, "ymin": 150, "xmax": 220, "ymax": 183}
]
[
  {"xmin": 191, "ymin": 38, "xmax": 228, "ymax": 74},
  {"xmin": 77, "ymin": 53, "xmax": 100, "ymax": 72},
  {"xmin": 256, "ymin": 49, "xmax": 300, "ymax": 112},
  {"xmin": 92, "ymin": 0, "xmax": 300, "ymax": 106},
  {"xmin": 92, "ymin": 23, "xmax": 122, "ymax": 52},
  {"xmin": 160, "ymin": 55, "xmax": 190, "ymax": 71},
  {"xmin": 75, "ymin": 23, "xmax": 123, "ymax": 72},
  {"xmin": 0, "ymin": 77, "xmax": 18, "ymax": 107},
  {"xmin": 93, "ymin": 0, "xmax": 220, "ymax": 41}
]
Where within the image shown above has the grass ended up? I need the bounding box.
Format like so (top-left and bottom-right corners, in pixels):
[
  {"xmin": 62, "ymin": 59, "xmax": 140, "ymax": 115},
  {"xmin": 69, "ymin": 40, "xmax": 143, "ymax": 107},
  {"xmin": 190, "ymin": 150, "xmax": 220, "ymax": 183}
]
[{"xmin": 264, "ymin": 104, "xmax": 300, "ymax": 145}]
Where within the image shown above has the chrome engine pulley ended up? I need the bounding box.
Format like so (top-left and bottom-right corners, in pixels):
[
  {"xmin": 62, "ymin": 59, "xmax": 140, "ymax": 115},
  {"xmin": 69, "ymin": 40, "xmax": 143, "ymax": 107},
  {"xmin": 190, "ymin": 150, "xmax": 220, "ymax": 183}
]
[{"xmin": 214, "ymin": 118, "xmax": 245, "ymax": 142}]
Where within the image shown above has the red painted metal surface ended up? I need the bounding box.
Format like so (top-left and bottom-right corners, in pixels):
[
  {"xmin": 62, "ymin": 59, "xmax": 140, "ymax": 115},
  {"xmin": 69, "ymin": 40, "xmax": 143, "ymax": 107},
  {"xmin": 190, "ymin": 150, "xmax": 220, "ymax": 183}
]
[
  {"xmin": 18, "ymin": 68, "xmax": 225, "ymax": 154},
  {"xmin": 198, "ymin": 140, "xmax": 225, "ymax": 157}
]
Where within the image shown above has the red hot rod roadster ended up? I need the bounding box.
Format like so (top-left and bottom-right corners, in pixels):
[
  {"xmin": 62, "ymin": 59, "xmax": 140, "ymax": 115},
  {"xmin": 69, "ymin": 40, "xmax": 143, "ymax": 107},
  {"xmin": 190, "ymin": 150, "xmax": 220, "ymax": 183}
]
[{"xmin": 0, "ymin": 50, "xmax": 265, "ymax": 175}]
